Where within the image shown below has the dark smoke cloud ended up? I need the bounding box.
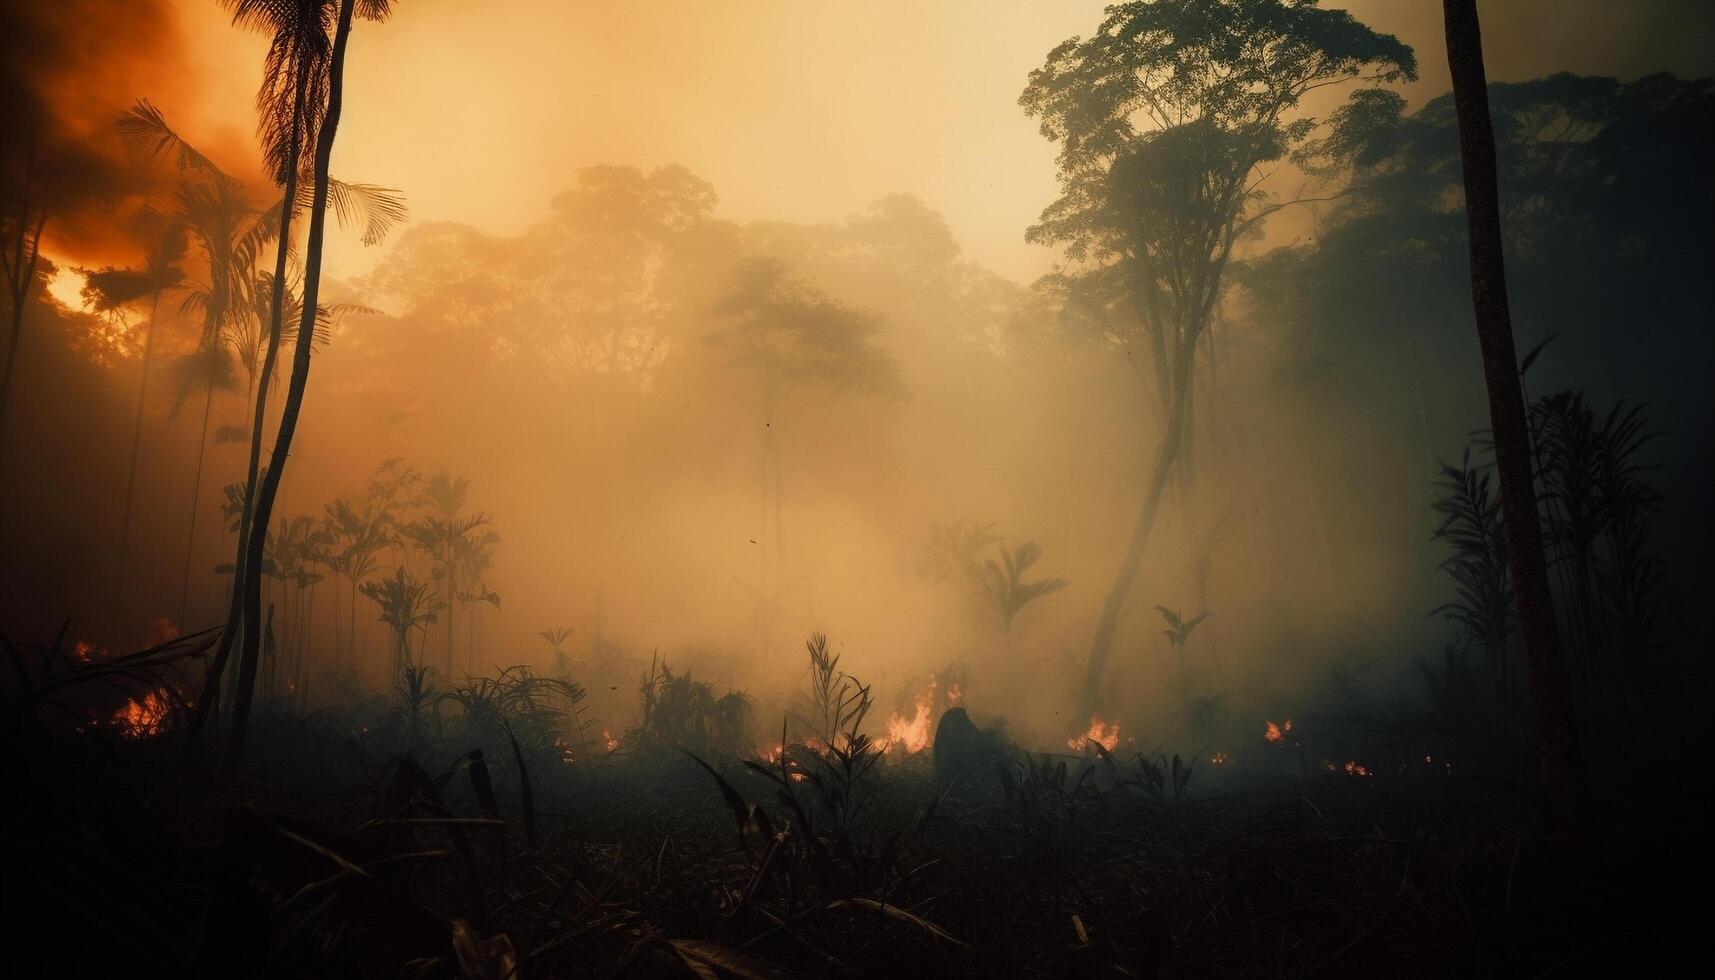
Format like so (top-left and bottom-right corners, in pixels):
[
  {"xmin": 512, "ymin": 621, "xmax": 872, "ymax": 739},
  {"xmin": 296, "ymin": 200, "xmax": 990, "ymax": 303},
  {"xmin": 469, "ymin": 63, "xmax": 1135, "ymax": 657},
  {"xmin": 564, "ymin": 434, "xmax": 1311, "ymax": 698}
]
[{"xmin": 1, "ymin": 0, "xmax": 195, "ymax": 261}]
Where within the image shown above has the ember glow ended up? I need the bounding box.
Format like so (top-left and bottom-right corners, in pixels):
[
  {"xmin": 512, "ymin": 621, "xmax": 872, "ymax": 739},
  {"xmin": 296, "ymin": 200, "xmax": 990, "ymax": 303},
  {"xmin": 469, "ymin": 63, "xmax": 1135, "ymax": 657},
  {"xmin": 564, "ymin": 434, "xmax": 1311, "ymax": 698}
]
[
  {"xmin": 1321, "ymin": 759, "xmax": 1371, "ymax": 777},
  {"xmin": 1264, "ymin": 718, "xmax": 1293, "ymax": 744},
  {"xmin": 1210, "ymin": 752, "xmax": 1229, "ymax": 766}
]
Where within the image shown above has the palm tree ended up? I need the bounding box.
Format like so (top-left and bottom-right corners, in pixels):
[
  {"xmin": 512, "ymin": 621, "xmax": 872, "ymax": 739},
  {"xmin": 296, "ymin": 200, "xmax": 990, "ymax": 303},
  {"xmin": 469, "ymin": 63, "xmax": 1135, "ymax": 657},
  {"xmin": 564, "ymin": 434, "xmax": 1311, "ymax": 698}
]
[
  {"xmin": 0, "ymin": 104, "xmax": 51, "ymax": 490},
  {"xmin": 407, "ymin": 508, "xmax": 494, "ymax": 675},
  {"xmin": 80, "ymin": 220, "xmax": 188, "ymax": 630},
  {"xmin": 168, "ymin": 341, "xmax": 239, "ymax": 626},
  {"xmin": 222, "ymin": 0, "xmax": 401, "ymax": 776},
  {"xmin": 122, "ymin": 96, "xmax": 398, "ymax": 733},
  {"xmin": 540, "ymin": 627, "xmax": 575, "ymax": 680},
  {"xmin": 977, "ymin": 541, "xmax": 1068, "ymax": 662},
  {"xmin": 1155, "ymin": 606, "xmax": 1212, "ymax": 679},
  {"xmin": 1441, "ymin": 0, "xmax": 1582, "ymax": 819},
  {"xmin": 322, "ymin": 495, "xmax": 389, "ymax": 668},
  {"xmin": 260, "ymin": 514, "xmax": 329, "ymax": 702},
  {"xmin": 361, "ymin": 566, "xmax": 437, "ymax": 679}
]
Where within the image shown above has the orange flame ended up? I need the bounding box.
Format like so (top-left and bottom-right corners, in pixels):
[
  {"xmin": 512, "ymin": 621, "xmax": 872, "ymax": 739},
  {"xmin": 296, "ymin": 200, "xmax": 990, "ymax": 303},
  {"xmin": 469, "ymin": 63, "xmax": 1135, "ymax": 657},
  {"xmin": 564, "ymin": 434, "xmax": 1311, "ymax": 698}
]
[
  {"xmin": 111, "ymin": 690, "xmax": 172, "ymax": 739},
  {"xmin": 1210, "ymin": 752, "xmax": 1229, "ymax": 766},
  {"xmin": 1264, "ymin": 717, "xmax": 1293, "ymax": 744},
  {"xmin": 1067, "ymin": 716, "xmax": 1122, "ymax": 752},
  {"xmin": 602, "ymin": 729, "xmax": 619, "ymax": 752},
  {"xmin": 883, "ymin": 680, "xmax": 937, "ymax": 754}
]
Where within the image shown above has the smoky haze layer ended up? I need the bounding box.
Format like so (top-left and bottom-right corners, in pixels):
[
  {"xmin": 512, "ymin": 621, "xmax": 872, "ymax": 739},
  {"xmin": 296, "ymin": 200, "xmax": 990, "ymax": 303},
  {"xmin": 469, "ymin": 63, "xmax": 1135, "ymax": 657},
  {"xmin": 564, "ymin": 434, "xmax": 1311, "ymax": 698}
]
[{"xmin": 0, "ymin": 1, "xmax": 1710, "ymax": 756}]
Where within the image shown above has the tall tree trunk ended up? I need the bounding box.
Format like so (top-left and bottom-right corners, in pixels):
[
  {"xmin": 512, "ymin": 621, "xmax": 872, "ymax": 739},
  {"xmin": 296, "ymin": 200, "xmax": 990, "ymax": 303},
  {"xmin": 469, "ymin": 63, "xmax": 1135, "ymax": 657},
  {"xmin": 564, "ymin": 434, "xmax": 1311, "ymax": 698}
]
[
  {"xmin": 0, "ymin": 208, "xmax": 48, "ymax": 506},
  {"xmin": 179, "ymin": 384, "xmax": 216, "ymax": 626},
  {"xmin": 190, "ymin": 57, "xmax": 310, "ymax": 756},
  {"xmin": 1076, "ymin": 340, "xmax": 1197, "ymax": 723},
  {"xmin": 223, "ymin": 0, "xmax": 358, "ymax": 778},
  {"xmin": 114, "ymin": 288, "xmax": 165, "ymax": 632},
  {"xmin": 1441, "ymin": 0, "xmax": 1582, "ymax": 821}
]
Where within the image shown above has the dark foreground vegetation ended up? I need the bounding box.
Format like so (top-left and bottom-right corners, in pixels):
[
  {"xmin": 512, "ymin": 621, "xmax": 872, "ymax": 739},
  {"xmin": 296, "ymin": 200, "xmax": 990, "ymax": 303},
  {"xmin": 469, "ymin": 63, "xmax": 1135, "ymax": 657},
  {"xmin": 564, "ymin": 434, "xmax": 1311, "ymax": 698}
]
[{"xmin": 5, "ymin": 632, "xmax": 1708, "ymax": 979}]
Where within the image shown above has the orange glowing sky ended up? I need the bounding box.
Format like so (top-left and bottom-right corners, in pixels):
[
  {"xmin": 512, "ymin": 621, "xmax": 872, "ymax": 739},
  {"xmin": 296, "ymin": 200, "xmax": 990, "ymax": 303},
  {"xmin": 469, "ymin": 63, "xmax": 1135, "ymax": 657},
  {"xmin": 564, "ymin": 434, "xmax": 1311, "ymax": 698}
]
[{"xmin": 52, "ymin": 1, "xmax": 1715, "ymax": 284}]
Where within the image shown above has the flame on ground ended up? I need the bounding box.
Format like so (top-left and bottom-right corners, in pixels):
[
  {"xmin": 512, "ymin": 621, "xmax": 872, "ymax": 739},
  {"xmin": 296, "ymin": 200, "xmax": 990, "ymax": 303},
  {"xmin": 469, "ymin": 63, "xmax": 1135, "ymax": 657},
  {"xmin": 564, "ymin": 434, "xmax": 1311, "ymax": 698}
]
[
  {"xmin": 111, "ymin": 690, "xmax": 172, "ymax": 739},
  {"xmin": 1210, "ymin": 752, "xmax": 1229, "ymax": 766},
  {"xmin": 1264, "ymin": 718, "xmax": 1293, "ymax": 744},
  {"xmin": 883, "ymin": 680, "xmax": 938, "ymax": 754},
  {"xmin": 602, "ymin": 729, "xmax": 619, "ymax": 752},
  {"xmin": 1067, "ymin": 716, "xmax": 1122, "ymax": 752}
]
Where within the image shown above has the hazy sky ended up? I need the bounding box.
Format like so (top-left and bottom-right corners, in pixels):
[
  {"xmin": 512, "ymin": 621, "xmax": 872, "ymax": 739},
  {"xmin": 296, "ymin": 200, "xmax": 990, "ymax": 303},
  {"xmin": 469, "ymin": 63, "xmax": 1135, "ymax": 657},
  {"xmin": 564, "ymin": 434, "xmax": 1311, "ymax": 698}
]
[{"xmin": 104, "ymin": 0, "xmax": 1715, "ymax": 284}]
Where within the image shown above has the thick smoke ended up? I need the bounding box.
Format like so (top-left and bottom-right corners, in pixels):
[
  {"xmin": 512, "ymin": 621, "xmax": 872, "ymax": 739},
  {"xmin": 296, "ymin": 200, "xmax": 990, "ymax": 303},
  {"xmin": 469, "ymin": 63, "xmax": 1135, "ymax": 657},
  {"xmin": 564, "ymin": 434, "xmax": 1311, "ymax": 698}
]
[{"xmin": 1, "ymin": 0, "xmax": 195, "ymax": 261}]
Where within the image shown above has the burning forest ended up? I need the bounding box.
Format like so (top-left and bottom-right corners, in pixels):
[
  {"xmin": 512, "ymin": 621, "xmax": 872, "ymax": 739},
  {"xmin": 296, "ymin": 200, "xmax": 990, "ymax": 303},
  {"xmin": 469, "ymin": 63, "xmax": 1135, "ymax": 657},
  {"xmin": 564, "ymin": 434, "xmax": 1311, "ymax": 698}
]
[{"xmin": 2, "ymin": 0, "xmax": 1713, "ymax": 977}]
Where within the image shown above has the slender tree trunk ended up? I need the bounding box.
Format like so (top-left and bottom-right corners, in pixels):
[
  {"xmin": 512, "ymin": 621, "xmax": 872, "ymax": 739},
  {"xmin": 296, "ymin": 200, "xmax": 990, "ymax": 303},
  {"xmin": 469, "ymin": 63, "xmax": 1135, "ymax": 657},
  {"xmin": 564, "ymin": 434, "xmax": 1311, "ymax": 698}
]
[
  {"xmin": 0, "ymin": 209, "xmax": 48, "ymax": 506},
  {"xmin": 190, "ymin": 58, "xmax": 309, "ymax": 755},
  {"xmin": 179, "ymin": 384, "xmax": 216, "ymax": 626},
  {"xmin": 114, "ymin": 288, "xmax": 165, "ymax": 632},
  {"xmin": 223, "ymin": 0, "xmax": 358, "ymax": 778},
  {"xmin": 1442, "ymin": 0, "xmax": 1582, "ymax": 821},
  {"xmin": 1076, "ymin": 340, "xmax": 1198, "ymax": 722}
]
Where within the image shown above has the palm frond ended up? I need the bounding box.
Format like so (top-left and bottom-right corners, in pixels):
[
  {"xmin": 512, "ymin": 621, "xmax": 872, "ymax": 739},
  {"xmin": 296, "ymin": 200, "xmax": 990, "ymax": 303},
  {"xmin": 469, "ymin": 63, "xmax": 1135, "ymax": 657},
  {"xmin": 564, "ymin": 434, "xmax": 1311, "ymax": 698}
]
[
  {"xmin": 321, "ymin": 179, "xmax": 410, "ymax": 246},
  {"xmin": 115, "ymin": 100, "xmax": 232, "ymax": 181}
]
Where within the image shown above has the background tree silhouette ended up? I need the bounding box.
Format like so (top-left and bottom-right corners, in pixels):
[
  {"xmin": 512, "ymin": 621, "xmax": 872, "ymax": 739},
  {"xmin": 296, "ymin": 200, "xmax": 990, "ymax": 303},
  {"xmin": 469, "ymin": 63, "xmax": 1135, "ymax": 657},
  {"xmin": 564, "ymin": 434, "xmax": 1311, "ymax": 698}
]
[
  {"xmin": 1021, "ymin": 0, "xmax": 1416, "ymax": 726},
  {"xmin": 79, "ymin": 216, "xmax": 187, "ymax": 628},
  {"xmin": 709, "ymin": 257, "xmax": 901, "ymax": 657}
]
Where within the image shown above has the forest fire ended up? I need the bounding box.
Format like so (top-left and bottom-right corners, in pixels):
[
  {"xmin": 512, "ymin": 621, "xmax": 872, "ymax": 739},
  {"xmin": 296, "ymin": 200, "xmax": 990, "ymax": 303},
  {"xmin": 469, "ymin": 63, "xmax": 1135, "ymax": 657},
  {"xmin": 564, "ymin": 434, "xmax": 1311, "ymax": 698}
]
[
  {"xmin": 882, "ymin": 681, "xmax": 938, "ymax": 754},
  {"xmin": 0, "ymin": 0, "xmax": 1700, "ymax": 975},
  {"xmin": 1067, "ymin": 716, "xmax": 1123, "ymax": 752},
  {"xmin": 110, "ymin": 690, "xmax": 172, "ymax": 740}
]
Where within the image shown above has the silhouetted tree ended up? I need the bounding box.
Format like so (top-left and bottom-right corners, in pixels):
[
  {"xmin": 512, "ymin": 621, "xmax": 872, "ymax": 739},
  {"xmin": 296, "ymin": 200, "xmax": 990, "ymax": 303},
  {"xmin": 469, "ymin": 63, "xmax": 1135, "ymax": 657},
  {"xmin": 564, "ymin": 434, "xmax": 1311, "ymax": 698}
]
[
  {"xmin": 226, "ymin": 0, "xmax": 398, "ymax": 777},
  {"xmin": 0, "ymin": 103, "xmax": 51, "ymax": 483},
  {"xmin": 1441, "ymin": 0, "xmax": 1582, "ymax": 820},
  {"xmin": 1021, "ymin": 0, "xmax": 1416, "ymax": 724},
  {"xmin": 711, "ymin": 257, "xmax": 901, "ymax": 656},
  {"xmin": 80, "ymin": 217, "xmax": 187, "ymax": 627}
]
